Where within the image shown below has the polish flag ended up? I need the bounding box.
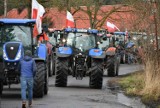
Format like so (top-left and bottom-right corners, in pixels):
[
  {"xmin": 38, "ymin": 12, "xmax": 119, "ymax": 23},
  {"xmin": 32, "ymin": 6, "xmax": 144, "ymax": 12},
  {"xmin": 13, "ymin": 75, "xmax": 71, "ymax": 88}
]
[
  {"xmin": 66, "ymin": 11, "xmax": 74, "ymax": 28},
  {"xmin": 106, "ymin": 21, "xmax": 120, "ymax": 33},
  {"xmin": 32, "ymin": 0, "xmax": 45, "ymax": 37}
]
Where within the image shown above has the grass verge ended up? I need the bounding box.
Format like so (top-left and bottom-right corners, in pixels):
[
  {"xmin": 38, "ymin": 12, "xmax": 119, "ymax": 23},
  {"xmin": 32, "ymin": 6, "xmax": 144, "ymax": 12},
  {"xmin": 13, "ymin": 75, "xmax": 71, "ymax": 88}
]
[
  {"xmin": 108, "ymin": 70, "xmax": 160, "ymax": 108},
  {"xmin": 119, "ymin": 70, "xmax": 144, "ymax": 97}
]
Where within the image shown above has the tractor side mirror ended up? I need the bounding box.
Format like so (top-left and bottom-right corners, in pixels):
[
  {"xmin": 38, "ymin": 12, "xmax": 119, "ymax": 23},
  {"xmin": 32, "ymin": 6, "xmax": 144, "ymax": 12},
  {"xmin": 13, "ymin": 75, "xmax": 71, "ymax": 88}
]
[
  {"xmin": 102, "ymin": 36, "xmax": 107, "ymax": 41},
  {"xmin": 48, "ymin": 32, "xmax": 52, "ymax": 37}
]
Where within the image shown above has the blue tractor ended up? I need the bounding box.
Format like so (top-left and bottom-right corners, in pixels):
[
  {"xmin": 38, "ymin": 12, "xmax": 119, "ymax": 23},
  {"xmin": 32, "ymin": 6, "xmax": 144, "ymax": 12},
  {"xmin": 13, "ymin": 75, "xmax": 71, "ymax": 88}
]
[
  {"xmin": 113, "ymin": 31, "xmax": 129, "ymax": 64},
  {"xmin": 51, "ymin": 28, "xmax": 105, "ymax": 89},
  {"xmin": 0, "ymin": 19, "xmax": 48, "ymax": 98}
]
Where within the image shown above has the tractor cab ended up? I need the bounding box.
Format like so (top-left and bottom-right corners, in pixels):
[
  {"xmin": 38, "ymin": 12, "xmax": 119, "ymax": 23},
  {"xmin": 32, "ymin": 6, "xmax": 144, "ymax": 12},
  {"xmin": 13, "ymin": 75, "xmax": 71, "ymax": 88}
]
[
  {"xmin": 112, "ymin": 31, "xmax": 129, "ymax": 64},
  {"xmin": 97, "ymin": 29, "xmax": 111, "ymax": 50},
  {"xmin": 113, "ymin": 31, "xmax": 129, "ymax": 48}
]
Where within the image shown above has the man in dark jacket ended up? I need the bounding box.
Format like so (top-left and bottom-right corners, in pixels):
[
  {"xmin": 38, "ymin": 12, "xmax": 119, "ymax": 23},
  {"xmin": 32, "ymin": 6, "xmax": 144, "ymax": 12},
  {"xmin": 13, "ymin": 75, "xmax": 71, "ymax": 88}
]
[{"xmin": 19, "ymin": 50, "xmax": 37, "ymax": 108}]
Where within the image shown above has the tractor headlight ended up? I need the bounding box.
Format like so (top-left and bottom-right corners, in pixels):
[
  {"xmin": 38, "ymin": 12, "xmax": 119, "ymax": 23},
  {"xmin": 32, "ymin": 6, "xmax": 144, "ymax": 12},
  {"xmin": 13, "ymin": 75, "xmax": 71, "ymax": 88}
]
[
  {"xmin": 15, "ymin": 50, "xmax": 21, "ymax": 60},
  {"xmin": 3, "ymin": 50, "xmax": 8, "ymax": 60},
  {"xmin": 97, "ymin": 41, "xmax": 100, "ymax": 45},
  {"xmin": 62, "ymin": 38, "xmax": 66, "ymax": 43}
]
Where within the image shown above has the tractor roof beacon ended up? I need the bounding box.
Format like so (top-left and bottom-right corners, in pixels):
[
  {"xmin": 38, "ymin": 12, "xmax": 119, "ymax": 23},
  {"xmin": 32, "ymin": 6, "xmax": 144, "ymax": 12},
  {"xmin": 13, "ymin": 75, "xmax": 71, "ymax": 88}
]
[{"xmin": 0, "ymin": 18, "xmax": 48, "ymax": 98}]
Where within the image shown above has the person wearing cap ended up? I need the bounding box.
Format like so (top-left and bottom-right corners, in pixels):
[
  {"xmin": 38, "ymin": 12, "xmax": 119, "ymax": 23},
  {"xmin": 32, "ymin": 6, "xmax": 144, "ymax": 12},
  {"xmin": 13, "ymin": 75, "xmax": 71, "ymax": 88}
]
[{"xmin": 19, "ymin": 50, "xmax": 37, "ymax": 108}]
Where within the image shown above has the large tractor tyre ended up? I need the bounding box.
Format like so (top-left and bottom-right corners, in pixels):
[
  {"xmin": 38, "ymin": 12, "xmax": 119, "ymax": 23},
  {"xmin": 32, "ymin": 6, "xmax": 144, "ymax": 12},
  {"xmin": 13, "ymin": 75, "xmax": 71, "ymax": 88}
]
[
  {"xmin": 44, "ymin": 64, "xmax": 49, "ymax": 95},
  {"xmin": 120, "ymin": 54, "xmax": 125, "ymax": 64},
  {"xmin": 33, "ymin": 62, "xmax": 45, "ymax": 98},
  {"xmin": 108, "ymin": 60, "xmax": 116, "ymax": 77},
  {"xmin": 48, "ymin": 55, "xmax": 53, "ymax": 77},
  {"xmin": 72, "ymin": 63, "xmax": 75, "ymax": 77},
  {"xmin": 55, "ymin": 58, "xmax": 68, "ymax": 87},
  {"xmin": 115, "ymin": 59, "xmax": 120, "ymax": 76},
  {"xmin": 0, "ymin": 82, "xmax": 3, "ymax": 95},
  {"xmin": 115, "ymin": 64, "xmax": 119, "ymax": 76},
  {"xmin": 89, "ymin": 59, "xmax": 103, "ymax": 89},
  {"xmin": 52, "ymin": 54, "xmax": 56, "ymax": 75},
  {"xmin": 115, "ymin": 56, "xmax": 120, "ymax": 76},
  {"xmin": 125, "ymin": 54, "xmax": 128, "ymax": 64}
]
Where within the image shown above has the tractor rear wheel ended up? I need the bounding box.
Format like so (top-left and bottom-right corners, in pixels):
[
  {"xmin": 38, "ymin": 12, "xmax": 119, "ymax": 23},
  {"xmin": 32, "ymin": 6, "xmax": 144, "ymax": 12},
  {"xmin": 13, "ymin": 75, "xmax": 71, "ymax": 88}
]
[
  {"xmin": 55, "ymin": 58, "xmax": 68, "ymax": 87},
  {"xmin": 33, "ymin": 62, "xmax": 45, "ymax": 98},
  {"xmin": 108, "ymin": 57, "xmax": 116, "ymax": 77},
  {"xmin": 48, "ymin": 55, "xmax": 53, "ymax": 77},
  {"xmin": 44, "ymin": 64, "xmax": 49, "ymax": 95},
  {"xmin": 52, "ymin": 54, "xmax": 56, "ymax": 75},
  {"xmin": 89, "ymin": 59, "xmax": 103, "ymax": 89}
]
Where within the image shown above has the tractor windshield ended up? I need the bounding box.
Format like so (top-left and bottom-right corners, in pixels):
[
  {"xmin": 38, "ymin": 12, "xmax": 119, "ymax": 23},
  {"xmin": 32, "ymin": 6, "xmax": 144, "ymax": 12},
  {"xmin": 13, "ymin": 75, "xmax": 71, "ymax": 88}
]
[
  {"xmin": 0, "ymin": 25, "xmax": 32, "ymax": 47},
  {"xmin": 67, "ymin": 33, "xmax": 96, "ymax": 51}
]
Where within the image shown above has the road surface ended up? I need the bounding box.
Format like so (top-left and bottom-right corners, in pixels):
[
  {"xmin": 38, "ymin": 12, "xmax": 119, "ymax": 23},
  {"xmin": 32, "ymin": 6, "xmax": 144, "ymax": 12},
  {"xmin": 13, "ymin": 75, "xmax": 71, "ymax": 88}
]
[{"xmin": 0, "ymin": 64, "xmax": 147, "ymax": 108}]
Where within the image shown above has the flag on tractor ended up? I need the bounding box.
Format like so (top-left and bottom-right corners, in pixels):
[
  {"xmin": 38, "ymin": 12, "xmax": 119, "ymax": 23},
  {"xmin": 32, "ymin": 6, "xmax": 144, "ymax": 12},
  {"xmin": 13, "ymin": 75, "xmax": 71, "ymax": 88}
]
[
  {"xmin": 106, "ymin": 21, "xmax": 120, "ymax": 33},
  {"xmin": 32, "ymin": 0, "xmax": 45, "ymax": 37},
  {"xmin": 66, "ymin": 11, "xmax": 74, "ymax": 28}
]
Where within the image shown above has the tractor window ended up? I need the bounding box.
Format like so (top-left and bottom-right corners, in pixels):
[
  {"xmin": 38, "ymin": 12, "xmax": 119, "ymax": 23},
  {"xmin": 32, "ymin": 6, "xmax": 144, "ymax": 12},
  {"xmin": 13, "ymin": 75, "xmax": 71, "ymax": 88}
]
[
  {"xmin": 66, "ymin": 33, "xmax": 75, "ymax": 46},
  {"xmin": 98, "ymin": 38, "xmax": 110, "ymax": 50},
  {"xmin": 67, "ymin": 33, "xmax": 96, "ymax": 51},
  {"xmin": 48, "ymin": 32, "xmax": 56, "ymax": 45},
  {"xmin": 1, "ymin": 25, "xmax": 32, "ymax": 47}
]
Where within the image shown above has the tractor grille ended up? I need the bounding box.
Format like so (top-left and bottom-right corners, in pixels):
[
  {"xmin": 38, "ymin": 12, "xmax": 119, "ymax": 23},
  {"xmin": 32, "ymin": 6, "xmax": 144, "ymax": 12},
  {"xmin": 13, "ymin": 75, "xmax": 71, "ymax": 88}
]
[
  {"xmin": 75, "ymin": 55, "xmax": 86, "ymax": 65},
  {"xmin": 5, "ymin": 43, "xmax": 20, "ymax": 60}
]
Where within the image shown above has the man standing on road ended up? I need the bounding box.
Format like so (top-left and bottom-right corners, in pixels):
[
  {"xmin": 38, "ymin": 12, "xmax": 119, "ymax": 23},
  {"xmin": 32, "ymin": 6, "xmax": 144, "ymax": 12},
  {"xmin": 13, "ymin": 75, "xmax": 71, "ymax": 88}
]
[{"xmin": 19, "ymin": 50, "xmax": 37, "ymax": 108}]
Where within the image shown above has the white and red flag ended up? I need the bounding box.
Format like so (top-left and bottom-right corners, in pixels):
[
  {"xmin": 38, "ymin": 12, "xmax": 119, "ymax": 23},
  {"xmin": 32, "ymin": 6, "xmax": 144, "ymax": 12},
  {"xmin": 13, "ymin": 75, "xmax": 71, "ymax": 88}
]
[
  {"xmin": 106, "ymin": 21, "xmax": 120, "ymax": 33},
  {"xmin": 32, "ymin": 0, "xmax": 45, "ymax": 37},
  {"xmin": 66, "ymin": 11, "xmax": 74, "ymax": 28}
]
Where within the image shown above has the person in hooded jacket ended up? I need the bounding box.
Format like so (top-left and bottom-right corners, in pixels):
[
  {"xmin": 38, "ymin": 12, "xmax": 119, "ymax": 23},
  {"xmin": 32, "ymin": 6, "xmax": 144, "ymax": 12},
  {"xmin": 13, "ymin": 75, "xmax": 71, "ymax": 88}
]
[{"xmin": 19, "ymin": 50, "xmax": 37, "ymax": 108}]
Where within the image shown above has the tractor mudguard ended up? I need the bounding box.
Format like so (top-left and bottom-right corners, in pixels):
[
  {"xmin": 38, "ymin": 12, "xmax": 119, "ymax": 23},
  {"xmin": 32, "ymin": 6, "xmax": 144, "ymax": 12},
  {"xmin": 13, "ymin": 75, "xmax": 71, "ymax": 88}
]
[
  {"xmin": 105, "ymin": 47, "xmax": 116, "ymax": 56},
  {"xmin": 56, "ymin": 47, "xmax": 72, "ymax": 57},
  {"xmin": 89, "ymin": 49, "xmax": 106, "ymax": 58},
  {"xmin": 37, "ymin": 43, "xmax": 47, "ymax": 60}
]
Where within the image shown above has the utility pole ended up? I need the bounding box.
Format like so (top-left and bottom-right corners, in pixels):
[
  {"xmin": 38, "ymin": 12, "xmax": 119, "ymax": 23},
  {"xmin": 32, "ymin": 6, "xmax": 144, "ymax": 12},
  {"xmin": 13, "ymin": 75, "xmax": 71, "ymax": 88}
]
[{"xmin": 4, "ymin": 0, "xmax": 7, "ymax": 18}]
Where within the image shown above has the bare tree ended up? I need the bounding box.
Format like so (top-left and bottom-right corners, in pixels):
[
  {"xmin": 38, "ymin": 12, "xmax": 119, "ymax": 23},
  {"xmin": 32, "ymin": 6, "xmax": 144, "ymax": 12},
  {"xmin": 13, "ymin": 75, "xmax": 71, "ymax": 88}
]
[
  {"xmin": 4, "ymin": 0, "xmax": 7, "ymax": 17},
  {"xmin": 123, "ymin": 0, "xmax": 160, "ymax": 99}
]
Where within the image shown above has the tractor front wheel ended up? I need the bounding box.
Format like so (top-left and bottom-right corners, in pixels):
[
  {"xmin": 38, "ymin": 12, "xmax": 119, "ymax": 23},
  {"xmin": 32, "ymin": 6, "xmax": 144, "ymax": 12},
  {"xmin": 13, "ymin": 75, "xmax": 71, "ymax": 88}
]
[
  {"xmin": 107, "ymin": 57, "xmax": 116, "ymax": 77},
  {"xmin": 33, "ymin": 62, "xmax": 45, "ymax": 98},
  {"xmin": 48, "ymin": 55, "xmax": 53, "ymax": 77},
  {"xmin": 89, "ymin": 59, "xmax": 103, "ymax": 89},
  {"xmin": 55, "ymin": 58, "xmax": 68, "ymax": 87}
]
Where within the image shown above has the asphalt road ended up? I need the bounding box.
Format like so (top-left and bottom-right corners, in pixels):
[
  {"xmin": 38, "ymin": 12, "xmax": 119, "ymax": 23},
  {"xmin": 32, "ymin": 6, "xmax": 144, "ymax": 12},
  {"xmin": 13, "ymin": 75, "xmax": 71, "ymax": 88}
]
[{"xmin": 0, "ymin": 64, "xmax": 146, "ymax": 108}]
